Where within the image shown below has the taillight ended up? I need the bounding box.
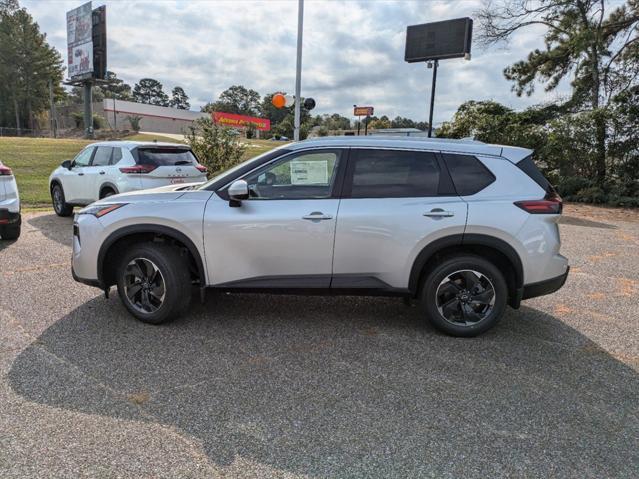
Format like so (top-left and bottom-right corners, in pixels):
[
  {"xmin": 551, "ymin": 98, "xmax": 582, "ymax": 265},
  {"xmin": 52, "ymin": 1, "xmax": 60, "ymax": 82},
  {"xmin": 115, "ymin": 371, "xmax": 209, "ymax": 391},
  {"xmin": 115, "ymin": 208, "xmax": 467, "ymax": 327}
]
[
  {"xmin": 119, "ymin": 164, "xmax": 157, "ymax": 174},
  {"xmin": 195, "ymin": 164, "xmax": 207, "ymax": 173},
  {"xmin": 515, "ymin": 191, "xmax": 563, "ymax": 214},
  {"xmin": 0, "ymin": 165, "xmax": 13, "ymax": 176}
]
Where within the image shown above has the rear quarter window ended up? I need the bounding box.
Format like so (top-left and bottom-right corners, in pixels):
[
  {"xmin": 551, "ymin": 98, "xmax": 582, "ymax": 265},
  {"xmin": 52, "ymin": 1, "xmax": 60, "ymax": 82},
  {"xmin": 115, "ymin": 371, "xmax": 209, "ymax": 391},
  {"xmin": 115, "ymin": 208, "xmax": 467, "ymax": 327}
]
[
  {"xmin": 442, "ymin": 154, "xmax": 496, "ymax": 196},
  {"xmin": 516, "ymin": 155, "xmax": 551, "ymax": 192}
]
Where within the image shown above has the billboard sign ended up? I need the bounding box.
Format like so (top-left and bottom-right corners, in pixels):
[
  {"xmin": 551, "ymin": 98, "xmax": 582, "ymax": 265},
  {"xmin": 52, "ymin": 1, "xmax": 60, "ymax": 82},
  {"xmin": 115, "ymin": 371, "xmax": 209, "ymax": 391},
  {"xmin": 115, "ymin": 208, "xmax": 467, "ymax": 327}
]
[
  {"xmin": 67, "ymin": 42, "xmax": 94, "ymax": 79},
  {"xmin": 66, "ymin": 2, "xmax": 93, "ymax": 79},
  {"xmin": 405, "ymin": 17, "xmax": 473, "ymax": 63},
  {"xmin": 213, "ymin": 112, "xmax": 271, "ymax": 131},
  {"xmin": 354, "ymin": 106, "xmax": 374, "ymax": 116}
]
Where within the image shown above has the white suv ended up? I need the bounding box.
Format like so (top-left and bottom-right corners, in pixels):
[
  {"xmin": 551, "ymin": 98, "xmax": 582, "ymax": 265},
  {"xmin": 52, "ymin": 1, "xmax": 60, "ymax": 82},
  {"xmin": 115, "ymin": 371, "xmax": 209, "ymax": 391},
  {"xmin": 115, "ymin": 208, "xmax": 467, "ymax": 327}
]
[
  {"xmin": 0, "ymin": 161, "xmax": 21, "ymax": 240},
  {"xmin": 71, "ymin": 137, "xmax": 569, "ymax": 337},
  {"xmin": 49, "ymin": 141, "xmax": 207, "ymax": 216}
]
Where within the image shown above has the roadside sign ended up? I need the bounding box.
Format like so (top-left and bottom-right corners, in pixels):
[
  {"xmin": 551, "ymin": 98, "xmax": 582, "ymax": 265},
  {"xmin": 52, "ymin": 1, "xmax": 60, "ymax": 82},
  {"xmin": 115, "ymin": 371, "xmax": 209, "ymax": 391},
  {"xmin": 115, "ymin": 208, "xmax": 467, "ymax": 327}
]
[{"xmin": 354, "ymin": 106, "xmax": 374, "ymax": 116}]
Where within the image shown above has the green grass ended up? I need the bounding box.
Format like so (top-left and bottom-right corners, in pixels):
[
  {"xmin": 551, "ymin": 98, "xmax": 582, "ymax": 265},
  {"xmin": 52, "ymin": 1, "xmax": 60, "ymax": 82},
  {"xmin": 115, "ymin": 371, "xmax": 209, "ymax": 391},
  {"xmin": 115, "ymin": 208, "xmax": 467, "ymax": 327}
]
[
  {"xmin": 0, "ymin": 136, "xmax": 287, "ymax": 207},
  {"xmin": 0, "ymin": 137, "xmax": 93, "ymax": 206}
]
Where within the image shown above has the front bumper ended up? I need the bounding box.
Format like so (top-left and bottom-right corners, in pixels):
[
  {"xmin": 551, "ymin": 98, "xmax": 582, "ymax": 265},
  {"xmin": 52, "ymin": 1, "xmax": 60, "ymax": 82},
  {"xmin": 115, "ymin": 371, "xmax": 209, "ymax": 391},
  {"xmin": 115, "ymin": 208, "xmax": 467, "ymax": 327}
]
[
  {"xmin": 71, "ymin": 214, "xmax": 104, "ymax": 288},
  {"xmin": 522, "ymin": 266, "xmax": 570, "ymax": 300},
  {"xmin": 0, "ymin": 209, "xmax": 21, "ymax": 226}
]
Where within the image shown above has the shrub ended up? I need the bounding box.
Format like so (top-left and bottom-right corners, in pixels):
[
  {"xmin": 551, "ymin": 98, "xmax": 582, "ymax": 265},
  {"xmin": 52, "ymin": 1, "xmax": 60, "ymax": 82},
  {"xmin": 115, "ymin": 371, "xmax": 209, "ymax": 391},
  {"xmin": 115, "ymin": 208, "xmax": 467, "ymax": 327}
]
[
  {"xmin": 70, "ymin": 112, "xmax": 83, "ymax": 129},
  {"xmin": 92, "ymin": 114, "xmax": 104, "ymax": 130},
  {"xmin": 574, "ymin": 186, "xmax": 608, "ymax": 204},
  {"xmin": 556, "ymin": 176, "xmax": 594, "ymax": 197},
  {"xmin": 126, "ymin": 115, "xmax": 142, "ymax": 132},
  {"xmin": 185, "ymin": 118, "xmax": 247, "ymax": 174}
]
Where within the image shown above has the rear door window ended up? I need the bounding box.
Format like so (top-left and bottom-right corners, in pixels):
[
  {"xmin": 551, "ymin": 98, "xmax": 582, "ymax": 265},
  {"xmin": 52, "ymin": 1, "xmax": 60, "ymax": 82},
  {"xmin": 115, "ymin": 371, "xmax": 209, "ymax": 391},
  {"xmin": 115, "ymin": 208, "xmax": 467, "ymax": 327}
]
[
  {"xmin": 137, "ymin": 148, "xmax": 197, "ymax": 166},
  {"xmin": 91, "ymin": 147, "xmax": 112, "ymax": 167},
  {"xmin": 442, "ymin": 154, "xmax": 496, "ymax": 196},
  {"xmin": 345, "ymin": 149, "xmax": 440, "ymax": 198}
]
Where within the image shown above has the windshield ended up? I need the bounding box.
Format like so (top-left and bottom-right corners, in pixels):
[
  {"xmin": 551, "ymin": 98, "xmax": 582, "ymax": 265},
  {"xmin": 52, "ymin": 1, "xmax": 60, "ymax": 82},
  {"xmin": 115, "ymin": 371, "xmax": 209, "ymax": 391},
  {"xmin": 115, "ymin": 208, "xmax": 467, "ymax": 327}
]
[
  {"xmin": 137, "ymin": 148, "xmax": 197, "ymax": 166},
  {"xmin": 196, "ymin": 147, "xmax": 290, "ymax": 190}
]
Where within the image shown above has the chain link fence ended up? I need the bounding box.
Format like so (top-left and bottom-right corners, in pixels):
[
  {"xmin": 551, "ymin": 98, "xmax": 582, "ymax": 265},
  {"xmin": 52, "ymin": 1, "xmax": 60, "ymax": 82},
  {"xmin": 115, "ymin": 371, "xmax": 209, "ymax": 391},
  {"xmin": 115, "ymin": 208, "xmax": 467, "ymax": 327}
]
[{"xmin": 0, "ymin": 127, "xmax": 53, "ymax": 138}]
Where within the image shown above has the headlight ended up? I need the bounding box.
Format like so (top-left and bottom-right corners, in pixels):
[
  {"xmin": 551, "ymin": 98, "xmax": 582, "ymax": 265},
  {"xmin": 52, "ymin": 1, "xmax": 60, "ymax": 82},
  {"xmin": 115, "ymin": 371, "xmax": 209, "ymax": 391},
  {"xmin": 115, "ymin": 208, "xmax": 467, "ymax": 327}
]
[{"xmin": 78, "ymin": 203, "xmax": 127, "ymax": 218}]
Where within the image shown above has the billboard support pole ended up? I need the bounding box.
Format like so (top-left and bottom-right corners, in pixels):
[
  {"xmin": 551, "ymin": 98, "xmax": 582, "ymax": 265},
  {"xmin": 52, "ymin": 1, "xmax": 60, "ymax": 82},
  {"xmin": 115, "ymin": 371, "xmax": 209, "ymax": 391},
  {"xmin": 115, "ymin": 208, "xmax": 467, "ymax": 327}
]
[
  {"xmin": 427, "ymin": 60, "xmax": 438, "ymax": 138},
  {"xmin": 83, "ymin": 81, "xmax": 93, "ymax": 139},
  {"xmin": 293, "ymin": 0, "xmax": 304, "ymax": 142}
]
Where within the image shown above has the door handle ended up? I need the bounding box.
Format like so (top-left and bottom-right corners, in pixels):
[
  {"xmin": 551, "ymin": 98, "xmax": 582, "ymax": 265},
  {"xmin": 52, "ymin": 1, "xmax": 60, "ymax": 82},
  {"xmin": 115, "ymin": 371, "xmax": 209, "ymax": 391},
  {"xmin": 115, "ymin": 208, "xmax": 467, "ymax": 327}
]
[
  {"xmin": 424, "ymin": 209, "xmax": 454, "ymax": 218},
  {"xmin": 302, "ymin": 212, "xmax": 333, "ymax": 221},
  {"xmin": 99, "ymin": 171, "xmax": 106, "ymax": 175},
  {"xmin": 78, "ymin": 172, "xmax": 84, "ymax": 176}
]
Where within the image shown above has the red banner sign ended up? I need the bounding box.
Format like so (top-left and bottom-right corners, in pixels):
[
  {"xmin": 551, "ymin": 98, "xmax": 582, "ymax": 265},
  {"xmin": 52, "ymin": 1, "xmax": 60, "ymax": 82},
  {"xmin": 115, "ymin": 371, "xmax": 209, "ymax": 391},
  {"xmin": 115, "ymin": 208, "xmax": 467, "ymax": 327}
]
[{"xmin": 212, "ymin": 112, "xmax": 271, "ymax": 131}]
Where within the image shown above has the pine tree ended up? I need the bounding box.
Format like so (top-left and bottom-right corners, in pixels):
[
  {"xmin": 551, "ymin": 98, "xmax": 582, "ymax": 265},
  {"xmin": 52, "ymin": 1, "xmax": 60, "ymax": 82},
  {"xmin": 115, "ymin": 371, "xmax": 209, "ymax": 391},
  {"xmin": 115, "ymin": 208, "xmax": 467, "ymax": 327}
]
[
  {"xmin": 0, "ymin": 3, "xmax": 64, "ymax": 130},
  {"xmin": 169, "ymin": 86, "xmax": 190, "ymax": 109},
  {"xmin": 132, "ymin": 78, "xmax": 169, "ymax": 106}
]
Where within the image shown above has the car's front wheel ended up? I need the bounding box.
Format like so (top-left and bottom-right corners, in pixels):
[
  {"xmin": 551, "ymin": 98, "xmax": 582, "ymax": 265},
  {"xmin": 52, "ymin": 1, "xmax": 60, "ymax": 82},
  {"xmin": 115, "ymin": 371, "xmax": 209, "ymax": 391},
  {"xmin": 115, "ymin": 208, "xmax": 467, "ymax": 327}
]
[
  {"xmin": 420, "ymin": 255, "xmax": 507, "ymax": 337},
  {"xmin": 51, "ymin": 183, "xmax": 73, "ymax": 217},
  {"xmin": 116, "ymin": 243, "xmax": 192, "ymax": 324}
]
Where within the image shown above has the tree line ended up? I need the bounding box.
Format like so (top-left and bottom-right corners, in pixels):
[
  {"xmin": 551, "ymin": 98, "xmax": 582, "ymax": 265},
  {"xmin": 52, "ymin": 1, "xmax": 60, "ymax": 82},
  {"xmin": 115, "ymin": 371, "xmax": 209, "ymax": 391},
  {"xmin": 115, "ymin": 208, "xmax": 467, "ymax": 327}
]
[
  {"xmin": 0, "ymin": 0, "xmax": 637, "ymax": 205},
  {"xmin": 439, "ymin": 0, "xmax": 638, "ymax": 206}
]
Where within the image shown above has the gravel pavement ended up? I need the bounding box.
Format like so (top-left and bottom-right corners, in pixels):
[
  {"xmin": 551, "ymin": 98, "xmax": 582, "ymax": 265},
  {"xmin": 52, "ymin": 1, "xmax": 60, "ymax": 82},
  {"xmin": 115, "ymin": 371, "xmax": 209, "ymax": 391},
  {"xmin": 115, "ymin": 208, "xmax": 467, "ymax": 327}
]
[{"xmin": 1, "ymin": 206, "xmax": 638, "ymax": 478}]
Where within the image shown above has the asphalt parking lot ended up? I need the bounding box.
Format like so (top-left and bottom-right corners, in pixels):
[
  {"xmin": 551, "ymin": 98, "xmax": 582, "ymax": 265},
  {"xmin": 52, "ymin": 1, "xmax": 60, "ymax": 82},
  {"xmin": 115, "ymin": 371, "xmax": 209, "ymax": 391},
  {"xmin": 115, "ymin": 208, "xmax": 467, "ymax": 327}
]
[{"xmin": 1, "ymin": 205, "xmax": 638, "ymax": 478}]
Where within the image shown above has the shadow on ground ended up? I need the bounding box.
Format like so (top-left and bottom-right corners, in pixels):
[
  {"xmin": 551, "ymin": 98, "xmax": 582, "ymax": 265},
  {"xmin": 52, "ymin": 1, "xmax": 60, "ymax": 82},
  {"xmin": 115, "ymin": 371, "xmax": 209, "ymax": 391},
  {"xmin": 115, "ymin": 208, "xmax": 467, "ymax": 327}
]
[
  {"xmin": 0, "ymin": 238, "xmax": 17, "ymax": 251},
  {"xmin": 27, "ymin": 213, "xmax": 73, "ymax": 247},
  {"xmin": 9, "ymin": 293, "xmax": 639, "ymax": 477}
]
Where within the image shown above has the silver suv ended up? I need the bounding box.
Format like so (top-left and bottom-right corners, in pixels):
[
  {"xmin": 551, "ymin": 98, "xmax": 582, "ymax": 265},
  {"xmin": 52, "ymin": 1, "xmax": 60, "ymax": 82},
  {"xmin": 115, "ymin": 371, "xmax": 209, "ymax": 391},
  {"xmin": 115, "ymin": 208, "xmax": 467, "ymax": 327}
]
[{"xmin": 71, "ymin": 137, "xmax": 569, "ymax": 337}]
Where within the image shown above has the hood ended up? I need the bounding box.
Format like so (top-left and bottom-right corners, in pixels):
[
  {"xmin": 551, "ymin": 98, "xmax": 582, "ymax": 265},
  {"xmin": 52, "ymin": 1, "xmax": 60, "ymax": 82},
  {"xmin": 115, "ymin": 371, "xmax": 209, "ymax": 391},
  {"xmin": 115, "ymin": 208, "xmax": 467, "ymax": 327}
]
[{"xmin": 94, "ymin": 182, "xmax": 205, "ymax": 205}]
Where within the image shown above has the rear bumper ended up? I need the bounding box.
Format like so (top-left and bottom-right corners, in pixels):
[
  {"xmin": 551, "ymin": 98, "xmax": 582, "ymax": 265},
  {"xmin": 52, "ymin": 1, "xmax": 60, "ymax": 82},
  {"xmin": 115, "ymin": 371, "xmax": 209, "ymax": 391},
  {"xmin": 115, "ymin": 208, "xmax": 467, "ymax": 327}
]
[
  {"xmin": 0, "ymin": 209, "xmax": 21, "ymax": 226},
  {"xmin": 522, "ymin": 266, "xmax": 570, "ymax": 300}
]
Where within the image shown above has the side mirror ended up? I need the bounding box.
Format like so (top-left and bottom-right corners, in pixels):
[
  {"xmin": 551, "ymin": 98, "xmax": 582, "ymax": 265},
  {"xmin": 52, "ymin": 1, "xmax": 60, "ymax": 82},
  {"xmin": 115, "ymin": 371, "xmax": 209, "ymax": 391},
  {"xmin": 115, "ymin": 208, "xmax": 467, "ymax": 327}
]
[
  {"xmin": 228, "ymin": 179, "xmax": 249, "ymax": 207},
  {"xmin": 61, "ymin": 160, "xmax": 72, "ymax": 170}
]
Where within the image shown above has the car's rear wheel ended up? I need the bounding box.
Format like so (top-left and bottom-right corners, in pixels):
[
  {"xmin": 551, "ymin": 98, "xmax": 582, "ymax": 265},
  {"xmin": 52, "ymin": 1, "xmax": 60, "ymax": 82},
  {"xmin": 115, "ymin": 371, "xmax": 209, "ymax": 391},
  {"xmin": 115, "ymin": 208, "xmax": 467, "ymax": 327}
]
[
  {"xmin": 116, "ymin": 242, "xmax": 192, "ymax": 324},
  {"xmin": 420, "ymin": 255, "xmax": 507, "ymax": 337},
  {"xmin": 0, "ymin": 223, "xmax": 20, "ymax": 240},
  {"xmin": 51, "ymin": 183, "xmax": 73, "ymax": 217}
]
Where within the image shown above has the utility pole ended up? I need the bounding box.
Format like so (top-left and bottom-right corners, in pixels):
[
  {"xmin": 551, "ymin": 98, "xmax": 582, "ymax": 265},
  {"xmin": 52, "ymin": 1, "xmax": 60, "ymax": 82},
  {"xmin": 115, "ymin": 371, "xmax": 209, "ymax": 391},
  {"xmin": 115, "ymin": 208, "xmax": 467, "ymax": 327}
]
[
  {"xmin": 83, "ymin": 81, "xmax": 93, "ymax": 139},
  {"xmin": 427, "ymin": 59, "xmax": 438, "ymax": 138},
  {"xmin": 49, "ymin": 79, "xmax": 57, "ymax": 138},
  {"xmin": 293, "ymin": 0, "xmax": 304, "ymax": 141}
]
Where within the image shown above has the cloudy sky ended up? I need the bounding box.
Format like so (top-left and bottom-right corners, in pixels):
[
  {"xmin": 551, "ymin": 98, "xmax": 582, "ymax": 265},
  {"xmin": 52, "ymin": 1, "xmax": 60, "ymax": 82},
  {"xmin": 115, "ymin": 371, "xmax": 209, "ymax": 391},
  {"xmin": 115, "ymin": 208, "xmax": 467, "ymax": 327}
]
[{"xmin": 24, "ymin": 0, "xmax": 573, "ymax": 123}]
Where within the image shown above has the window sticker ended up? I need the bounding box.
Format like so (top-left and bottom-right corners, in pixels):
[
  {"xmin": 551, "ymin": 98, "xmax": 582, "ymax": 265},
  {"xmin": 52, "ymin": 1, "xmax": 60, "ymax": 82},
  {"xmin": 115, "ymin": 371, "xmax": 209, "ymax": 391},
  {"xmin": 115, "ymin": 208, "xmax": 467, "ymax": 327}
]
[{"xmin": 290, "ymin": 160, "xmax": 328, "ymax": 185}]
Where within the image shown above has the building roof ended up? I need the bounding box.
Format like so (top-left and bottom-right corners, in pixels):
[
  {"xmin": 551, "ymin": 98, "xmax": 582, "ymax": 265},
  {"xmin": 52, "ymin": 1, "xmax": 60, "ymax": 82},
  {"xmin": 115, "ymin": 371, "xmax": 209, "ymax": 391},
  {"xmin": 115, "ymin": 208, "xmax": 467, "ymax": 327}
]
[{"xmin": 103, "ymin": 99, "xmax": 209, "ymax": 122}]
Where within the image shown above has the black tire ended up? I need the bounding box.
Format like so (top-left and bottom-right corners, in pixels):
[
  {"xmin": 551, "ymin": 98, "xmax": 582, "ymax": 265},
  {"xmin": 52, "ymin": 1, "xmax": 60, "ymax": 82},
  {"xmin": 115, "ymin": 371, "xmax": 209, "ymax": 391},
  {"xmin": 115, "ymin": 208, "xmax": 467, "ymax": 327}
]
[
  {"xmin": 116, "ymin": 242, "xmax": 192, "ymax": 324},
  {"xmin": 51, "ymin": 183, "xmax": 73, "ymax": 217},
  {"xmin": 420, "ymin": 255, "xmax": 507, "ymax": 337},
  {"xmin": 0, "ymin": 223, "xmax": 20, "ymax": 240},
  {"xmin": 100, "ymin": 188, "xmax": 115, "ymax": 199}
]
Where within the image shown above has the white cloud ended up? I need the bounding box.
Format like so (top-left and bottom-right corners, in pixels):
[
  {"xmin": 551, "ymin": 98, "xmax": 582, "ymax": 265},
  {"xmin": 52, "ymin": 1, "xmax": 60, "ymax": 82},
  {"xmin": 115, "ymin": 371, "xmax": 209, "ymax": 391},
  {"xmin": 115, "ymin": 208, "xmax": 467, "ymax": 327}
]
[{"xmin": 23, "ymin": 0, "xmax": 572, "ymax": 123}]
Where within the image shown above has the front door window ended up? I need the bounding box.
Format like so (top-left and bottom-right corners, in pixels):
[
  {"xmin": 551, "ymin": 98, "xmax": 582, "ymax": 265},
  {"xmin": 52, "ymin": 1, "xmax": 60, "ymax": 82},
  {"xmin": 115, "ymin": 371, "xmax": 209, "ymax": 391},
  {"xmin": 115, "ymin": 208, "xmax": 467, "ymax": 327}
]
[{"xmin": 243, "ymin": 150, "xmax": 342, "ymax": 200}]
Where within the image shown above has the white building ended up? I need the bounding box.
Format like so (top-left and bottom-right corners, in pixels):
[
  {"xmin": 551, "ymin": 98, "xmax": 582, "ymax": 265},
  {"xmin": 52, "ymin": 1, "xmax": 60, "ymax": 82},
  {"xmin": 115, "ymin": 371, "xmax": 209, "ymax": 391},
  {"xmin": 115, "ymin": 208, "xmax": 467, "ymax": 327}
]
[{"xmin": 102, "ymin": 99, "xmax": 209, "ymax": 135}]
